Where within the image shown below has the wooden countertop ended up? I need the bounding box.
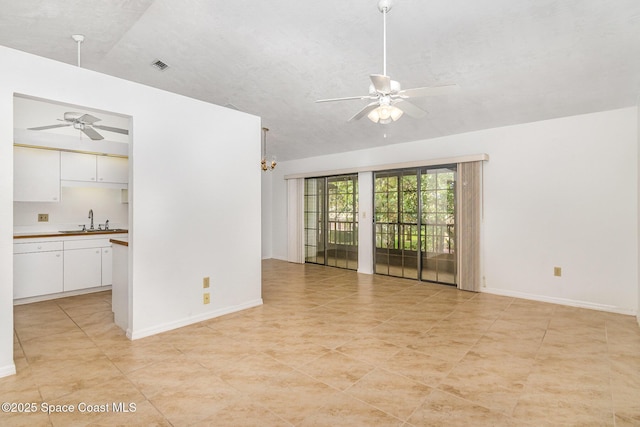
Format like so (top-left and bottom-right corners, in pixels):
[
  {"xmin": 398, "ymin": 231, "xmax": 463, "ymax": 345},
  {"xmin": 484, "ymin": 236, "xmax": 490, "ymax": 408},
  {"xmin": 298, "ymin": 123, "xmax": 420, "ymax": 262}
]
[
  {"xmin": 14, "ymin": 230, "xmax": 128, "ymax": 239},
  {"xmin": 110, "ymin": 238, "xmax": 129, "ymax": 247}
]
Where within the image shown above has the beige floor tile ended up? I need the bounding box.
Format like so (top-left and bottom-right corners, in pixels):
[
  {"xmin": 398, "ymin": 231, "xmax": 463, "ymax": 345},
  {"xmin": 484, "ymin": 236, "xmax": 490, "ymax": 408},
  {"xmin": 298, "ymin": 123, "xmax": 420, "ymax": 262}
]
[
  {"xmin": 298, "ymin": 350, "xmax": 375, "ymax": 391},
  {"xmin": 217, "ymin": 353, "xmax": 294, "ymax": 392},
  {"xmin": 438, "ymin": 361, "xmax": 525, "ymax": 415},
  {"xmin": 30, "ymin": 355, "xmax": 125, "ymax": 401},
  {"xmin": 2, "ymin": 259, "xmax": 639, "ymax": 426},
  {"xmin": 512, "ymin": 391, "xmax": 614, "ymax": 426},
  {"xmin": 380, "ymin": 348, "xmax": 455, "ymax": 387},
  {"xmin": 408, "ymin": 389, "xmax": 513, "ymax": 427},
  {"xmin": 191, "ymin": 397, "xmax": 290, "ymax": 426},
  {"xmin": 336, "ymin": 336, "xmax": 401, "ymax": 366},
  {"xmin": 249, "ymin": 370, "xmax": 338, "ymax": 424},
  {"xmin": 15, "ymin": 317, "xmax": 79, "ymax": 343},
  {"xmin": 346, "ymin": 368, "xmax": 432, "ymax": 421},
  {"xmin": 20, "ymin": 329, "xmax": 103, "ymax": 364},
  {"xmin": 148, "ymin": 376, "xmax": 241, "ymax": 426},
  {"xmin": 299, "ymin": 392, "xmax": 403, "ymax": 426}
]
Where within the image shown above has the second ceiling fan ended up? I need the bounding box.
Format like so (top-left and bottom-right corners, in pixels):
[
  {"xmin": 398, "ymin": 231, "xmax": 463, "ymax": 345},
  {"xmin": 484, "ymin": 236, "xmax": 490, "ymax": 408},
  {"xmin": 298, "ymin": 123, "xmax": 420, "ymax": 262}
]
[{"xmin": 316, "ymin": 0, "xmax": 458, "ymax": 124}]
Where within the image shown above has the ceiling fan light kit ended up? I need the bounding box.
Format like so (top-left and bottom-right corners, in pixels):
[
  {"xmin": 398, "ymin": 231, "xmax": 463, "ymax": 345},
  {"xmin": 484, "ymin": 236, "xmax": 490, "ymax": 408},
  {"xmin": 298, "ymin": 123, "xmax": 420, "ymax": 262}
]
[{"xmin": 316, "ymin": 0, "xmax": 458, "ymax": 124}]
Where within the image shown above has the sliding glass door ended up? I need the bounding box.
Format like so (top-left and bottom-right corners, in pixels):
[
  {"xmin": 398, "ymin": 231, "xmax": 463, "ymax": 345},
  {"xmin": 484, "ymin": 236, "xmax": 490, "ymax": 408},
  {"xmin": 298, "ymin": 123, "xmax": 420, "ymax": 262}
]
[
  {"xmin": 304, "ymin": 175, "xmax": 358, "ymax": 270},
  {"xmin": 374, "ymin": 166, "xmax": 456, "ymax": 284}
]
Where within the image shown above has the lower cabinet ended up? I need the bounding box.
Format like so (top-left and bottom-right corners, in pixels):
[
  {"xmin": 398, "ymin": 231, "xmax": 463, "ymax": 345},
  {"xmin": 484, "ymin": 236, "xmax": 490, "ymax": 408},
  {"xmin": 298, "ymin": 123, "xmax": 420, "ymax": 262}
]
[
  {"xmin": 14, "ymin": 249, "xmax": 64, "ymax": 299},
  {"xmin": 63, "ymin": 238, "xmax": 113, "ymax": 292},
  {"xmin": 102, "ymin": 247, "xmax": 112, "ymax": 286},
  {"xmin": 13, "ymin": 235, "xmax": 126, "ymax": 299},
  {"xmin": 63, "ymin": 248, "xmax": 103, "ymax": 291}
]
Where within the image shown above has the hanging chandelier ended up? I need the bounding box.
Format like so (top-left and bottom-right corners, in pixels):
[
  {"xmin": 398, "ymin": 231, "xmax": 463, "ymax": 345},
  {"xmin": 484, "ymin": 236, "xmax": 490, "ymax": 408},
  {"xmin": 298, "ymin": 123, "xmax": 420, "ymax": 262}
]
[{"xmin": 261, "ymin": 127, "xmax": 276, "ymax": 171}]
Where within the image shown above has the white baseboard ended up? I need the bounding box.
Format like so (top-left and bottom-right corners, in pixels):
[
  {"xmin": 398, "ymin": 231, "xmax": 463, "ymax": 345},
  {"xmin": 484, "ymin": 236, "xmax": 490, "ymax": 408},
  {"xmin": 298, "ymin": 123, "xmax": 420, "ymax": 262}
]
[
  {"xmin": 483, "ymin": 287, "xmax": 637, "ymax": 316},
  {"xmin": 14, "ymin": 286, "xmax": 111, "ymax": 305},
  {"xmin": 128, "ymin": 299, "xmax": 264, "ymax": 340},
  {"xmin": 0, "ymin": 363, "xmax": 16, "ymax": 378}
]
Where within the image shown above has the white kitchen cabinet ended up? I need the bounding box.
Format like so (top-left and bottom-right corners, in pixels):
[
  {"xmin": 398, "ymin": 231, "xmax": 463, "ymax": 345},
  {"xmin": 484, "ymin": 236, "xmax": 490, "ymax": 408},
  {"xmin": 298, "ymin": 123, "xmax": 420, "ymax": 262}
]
[
  {"xmin": 61, "ymin": 151, "xmax": 128, "ymax": 187},
  {"xmin": 13, "ymin": 242, "xmax": 63, "ymax": 298},
  {"xmin": 60, "ymin": 151, "xmax": 97, "ymax": 182},
  {"xmin": 97, "ymin": 155, "xmax": 128, "ymax": 184},
  {"xmin": 63, "ymin": 248, "xmax": 102, "ymax": 291},
  {"xmin": 13, "ymin": 146, "xmax": 61, "ymax": 202},
  {"xmin": 14, "ymin": 235, "xmax": 125, "ymax": 300},
  {"xmin": 102, "ymin": 247, "xmax": 112, "ymax": 286},
  {"xmin": 63, "ymin": 238, "xmax": 113, "ymax": 291}
]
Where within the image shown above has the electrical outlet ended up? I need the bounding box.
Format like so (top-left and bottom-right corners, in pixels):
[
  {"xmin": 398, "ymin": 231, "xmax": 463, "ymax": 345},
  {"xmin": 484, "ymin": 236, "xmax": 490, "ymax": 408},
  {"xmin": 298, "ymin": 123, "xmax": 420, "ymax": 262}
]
[
  {"xmin": 554, "ymin": 267, "xmax": 562, "ymax": 277},
  {"xmin": 203, "ymin": 293, "xmax": 210, "ymax": 304},
  {"xmin": 203, "ymin": 277, "xmax": 210, "ymax": 288},
  {"xmin": 37, "ymin": 213, "xmax": 49, "ymax": 222}
]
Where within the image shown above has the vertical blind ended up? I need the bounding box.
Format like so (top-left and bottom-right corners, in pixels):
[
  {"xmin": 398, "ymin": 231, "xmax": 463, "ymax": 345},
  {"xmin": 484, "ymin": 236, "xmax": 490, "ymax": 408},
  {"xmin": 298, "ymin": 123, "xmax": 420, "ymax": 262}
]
[{"xmin": 456, "ymin": 161, "xmax": 483, "ymax": 292}]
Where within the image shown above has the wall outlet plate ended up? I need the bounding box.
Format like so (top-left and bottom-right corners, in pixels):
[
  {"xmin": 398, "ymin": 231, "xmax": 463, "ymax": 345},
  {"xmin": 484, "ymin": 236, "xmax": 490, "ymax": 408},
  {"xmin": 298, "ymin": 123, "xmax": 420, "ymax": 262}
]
[
  {"xmin": 203, "ymin": 293, "xmax": 210, "ymax": 304},
  {"xmin": 37, "ymin": 213, "xmax": 49, "ymax": 222},
  {"xmin": 554, "ymin": 267, "xmax": 562, "ymax": 277},
  {"xmin": 203, "ymin": 277, "xmax": 210, "ymax": 288}
]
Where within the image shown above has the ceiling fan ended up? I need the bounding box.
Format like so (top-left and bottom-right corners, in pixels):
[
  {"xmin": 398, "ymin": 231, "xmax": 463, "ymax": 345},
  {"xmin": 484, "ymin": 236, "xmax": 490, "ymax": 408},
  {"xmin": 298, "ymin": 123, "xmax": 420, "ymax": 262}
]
[
  {"xmin": 27, "ymin": 112, "xmax": 129, "ymax": 140},
  {"xmin": 316, "ymin": 0, "xmax": 459, "ymax": 124}
]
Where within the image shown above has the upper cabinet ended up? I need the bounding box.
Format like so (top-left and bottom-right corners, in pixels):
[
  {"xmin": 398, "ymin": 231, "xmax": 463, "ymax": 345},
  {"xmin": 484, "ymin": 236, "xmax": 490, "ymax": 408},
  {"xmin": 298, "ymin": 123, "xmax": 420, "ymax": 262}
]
[
  {"xmin": 97, "ymin": 155, "xmax": 128, "ymax": 184},
  {"xmin": 14, "ymin": 146, "xmax": 61, "ymax": 202},
  {"xmin": 61, "ymin": 152, "xmax": 128, "ymax": 188},
  {"xmin": 60, "ymin": 151, "xmax": 96, "ymax": 181}
]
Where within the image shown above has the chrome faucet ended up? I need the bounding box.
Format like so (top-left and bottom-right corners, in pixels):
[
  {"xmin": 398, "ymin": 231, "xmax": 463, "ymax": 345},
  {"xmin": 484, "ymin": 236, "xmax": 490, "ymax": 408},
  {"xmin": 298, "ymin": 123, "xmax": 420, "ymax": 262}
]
[{"xmin": 88, "ymin": 209, "xmax": 94, "ymax": 230}]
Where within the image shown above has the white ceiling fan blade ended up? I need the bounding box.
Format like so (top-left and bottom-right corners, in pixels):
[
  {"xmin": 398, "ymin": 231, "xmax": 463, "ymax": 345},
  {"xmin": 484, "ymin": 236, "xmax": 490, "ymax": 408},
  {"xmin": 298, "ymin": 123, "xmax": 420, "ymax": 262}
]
[
  {"xmin": 370, "ymin": 74, "xmax": 391, "ymax": 94},
  {"xmin": 93, "ymin": 124, "xmax": 129, "ymax": 135},
  {"xmin": 28, "ymin": 124, "xmax": 71, "ymax": 131},
  {"xmin": 396, "ymin": 84, "xmax": 460, "ymax": 98},
  {"xmin": 348, "ymin": 102, "xmax": 379, "ymax": 122},
  {"xmin": 316, "ymin": 95, "xmax": 373, "ymax": 103},
  {"xmin": 394, "ymin": 100, "xmax": 427, "ymax": 118},
  {"xmin": 78, "ymin": 113, "xmax": 101, "ymax": 125},
  {"xmin": 81, "ymin": 126, "xmax": 104, "ymax": 140}
]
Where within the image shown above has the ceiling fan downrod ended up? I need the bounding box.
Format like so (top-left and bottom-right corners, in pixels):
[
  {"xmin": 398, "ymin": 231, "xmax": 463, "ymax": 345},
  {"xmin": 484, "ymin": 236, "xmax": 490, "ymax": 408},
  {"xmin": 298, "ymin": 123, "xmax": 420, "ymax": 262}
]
[
  {"xmin": 378, "ymin": 0, "xmax": 393, "ymax": 77},
  {"xmin": 72, "ymin": 34, "xmax": 84, "ymax": 67}
]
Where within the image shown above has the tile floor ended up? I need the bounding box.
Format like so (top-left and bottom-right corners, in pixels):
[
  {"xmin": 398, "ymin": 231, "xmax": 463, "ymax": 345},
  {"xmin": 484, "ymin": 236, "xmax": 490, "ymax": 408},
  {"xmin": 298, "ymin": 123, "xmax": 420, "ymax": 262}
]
[{"xmin": 2, "ymin": 259, "xmax": 639, "ymax": 426}]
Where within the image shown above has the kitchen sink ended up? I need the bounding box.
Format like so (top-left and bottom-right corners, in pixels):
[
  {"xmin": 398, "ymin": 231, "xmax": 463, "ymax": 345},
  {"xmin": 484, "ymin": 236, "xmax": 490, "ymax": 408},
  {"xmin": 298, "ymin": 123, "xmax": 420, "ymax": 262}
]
[{"xmin": 59, "ymin": 229, "xmax": 128, "ymax": 234}]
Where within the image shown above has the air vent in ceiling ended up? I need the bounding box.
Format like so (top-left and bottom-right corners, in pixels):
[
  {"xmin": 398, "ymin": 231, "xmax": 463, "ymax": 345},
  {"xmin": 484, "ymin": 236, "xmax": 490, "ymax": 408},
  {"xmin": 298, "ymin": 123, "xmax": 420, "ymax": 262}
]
[{"xmin": 151, "ymin": 59, "xmax": 169, "ymax": 71}]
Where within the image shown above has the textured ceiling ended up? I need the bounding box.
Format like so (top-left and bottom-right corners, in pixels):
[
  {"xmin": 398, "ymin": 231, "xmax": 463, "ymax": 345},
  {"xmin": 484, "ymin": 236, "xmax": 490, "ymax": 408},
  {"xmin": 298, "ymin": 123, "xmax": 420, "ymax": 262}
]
[{"xmin": 1, "ymin": 0, "xmax": 639, "ymax": 160}]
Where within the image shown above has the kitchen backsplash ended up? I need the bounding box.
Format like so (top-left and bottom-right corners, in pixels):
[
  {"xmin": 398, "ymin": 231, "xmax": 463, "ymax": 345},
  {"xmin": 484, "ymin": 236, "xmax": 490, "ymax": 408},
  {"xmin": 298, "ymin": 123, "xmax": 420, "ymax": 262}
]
[{"xmin": 14, "ymin": 186, "xmax": 128, "ymax": 233}]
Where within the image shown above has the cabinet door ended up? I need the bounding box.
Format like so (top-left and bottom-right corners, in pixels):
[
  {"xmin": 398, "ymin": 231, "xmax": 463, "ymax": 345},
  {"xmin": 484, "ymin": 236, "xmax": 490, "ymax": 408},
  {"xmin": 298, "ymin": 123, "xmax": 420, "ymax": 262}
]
[
  {"xmin": 97, "ymin": 156, "xmax": 128, "ymax": 184},
  {"xmin": 14, "ymin": 251, "xmax": 63, "ymax": 298},
  {"xmin": 64, "ymin": 248, "xmax": 102, "ymax": 291},
  {"xmin": 60, "ymin": 152, "xmax": 97, "ymax": 182},
  {"xmin": 14, "ymin": 146, "xmax": 61, "ymax": 202},
  {"xmin": 102, "ymin": 247, "xmax": 112, "ymax": 286}
]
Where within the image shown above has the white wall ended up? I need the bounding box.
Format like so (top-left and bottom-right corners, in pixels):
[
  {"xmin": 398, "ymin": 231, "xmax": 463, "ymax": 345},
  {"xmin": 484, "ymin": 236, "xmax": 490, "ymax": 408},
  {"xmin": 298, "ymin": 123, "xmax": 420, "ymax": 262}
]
[
  {"xmin": 0, "ymin": 46, "xmax": 262, "ymax": 376},
  {"xmin": 14, "ymin": 187, "xmax": 128, "ymax": 232},
  {"xmin": 261, "ymin": 172, "xmax": 273, "ymax": 259},
  {"xmin": 269, "ymin": 107, "xmax": 638, "ymax": 316}
]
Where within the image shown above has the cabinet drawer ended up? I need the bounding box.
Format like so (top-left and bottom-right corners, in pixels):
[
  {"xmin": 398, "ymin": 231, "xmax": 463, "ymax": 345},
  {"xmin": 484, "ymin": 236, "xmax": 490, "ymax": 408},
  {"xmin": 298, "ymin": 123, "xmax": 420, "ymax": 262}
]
[
  {"xmin": 64, "ymin": 239, "xmax": 111, "ymax": 250},
  {"xmin": 14, "ymin": 241, "xmax": 63, "ymax": 254}
]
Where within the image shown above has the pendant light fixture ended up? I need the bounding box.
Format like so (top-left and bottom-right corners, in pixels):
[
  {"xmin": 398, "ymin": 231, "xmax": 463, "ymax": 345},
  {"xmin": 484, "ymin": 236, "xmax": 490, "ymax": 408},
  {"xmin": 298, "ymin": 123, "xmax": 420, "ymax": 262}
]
[{"xmin": 261, "ymin": 127, "xmax": 276, "ymax": 171}]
